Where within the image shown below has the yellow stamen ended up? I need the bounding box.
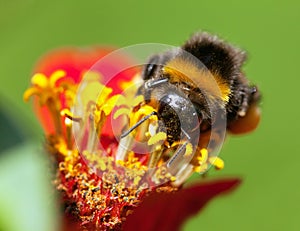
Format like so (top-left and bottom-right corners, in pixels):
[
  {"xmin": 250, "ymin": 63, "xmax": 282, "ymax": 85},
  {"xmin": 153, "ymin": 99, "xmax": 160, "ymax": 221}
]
[
  {"xmin": 209, "ymin": 156, "xmax": 224, "ymax": 170},
  {"xmin": 49, "ymin": 70, "xmax": 66, "ymax": 87},
  {"xmin": 132, "ymin": 95, "xmax": 144, "ymax": 107},
  {"xmin": 96, "ymin": 86, "xmax": 113, "ymax": 107},
  {"xmin": 147, "ymin": 132, "xmax": 167, "ymax": 145},
  {"xmin": 199, "ymin": 148, "xmax": 208, "ymax": 163},
  {"xmin": 23, "ymin": 87, "xmax": 41, "ymax": 101},
  {"xmin": 101, "ymin": 94, "xmax": 122, "ymax": 116},
  {"xmin": 113, "ymin": 108, "xmax": 131, "ymax": 119},
  {"xmin": 31, "ymin": 73, "xmax": 48, "ymax": 88},
  {"xmin": 60, "ymin": 109, "xmax": 82, "ymax": 122},
  {"xmin": 130, "ymin": 105, "xmax": 157, "ymax": 128},
  {"xmin": 194, "ymin": 163, "xmax": 208, "ymax": 173}
]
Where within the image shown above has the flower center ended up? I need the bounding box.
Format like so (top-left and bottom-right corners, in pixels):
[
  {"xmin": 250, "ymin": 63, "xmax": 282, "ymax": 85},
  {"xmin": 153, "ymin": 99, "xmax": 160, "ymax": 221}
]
[{"xmin": 24, "ymin": 69, "xmax": 224, "ymax": 229}]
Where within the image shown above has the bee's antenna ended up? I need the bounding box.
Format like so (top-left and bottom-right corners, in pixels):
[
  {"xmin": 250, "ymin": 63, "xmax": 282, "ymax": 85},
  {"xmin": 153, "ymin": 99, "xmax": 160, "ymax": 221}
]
[{"xmin": 120, "ymin": 111, "xmax": 157, "ymax": 138}]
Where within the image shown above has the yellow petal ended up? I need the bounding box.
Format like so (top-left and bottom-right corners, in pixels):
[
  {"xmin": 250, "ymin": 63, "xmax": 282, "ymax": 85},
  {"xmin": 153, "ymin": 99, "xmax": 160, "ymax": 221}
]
[
  {"xmin": 31, "ymin": 73, "xmax": 48, "ymax": 88},
  {"xmin": 49, "ymin": 70, "xmax": 66, "ymax": 87}
]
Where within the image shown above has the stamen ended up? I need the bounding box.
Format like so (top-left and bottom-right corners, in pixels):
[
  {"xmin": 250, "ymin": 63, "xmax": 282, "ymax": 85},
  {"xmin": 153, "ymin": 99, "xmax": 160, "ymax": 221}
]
[
  {"xmin": 113, "ymin": 108, "xmax": 131, "ymax": 119},
  {"xmin": 87, "ymin": 114, "xmax": 98, "ymax": 152},
  {"xmin": 115, "ymin": 135, "xmax": 134, "ymax": 161},
  {"xmin": 209, "ymin": 156, "xmax": 224, "ymax": 170},
  {"xmin": 65, "ymin": 117, "xmax": 73, "ymax": 149},
  {"xmin": 147, "ymin": 148, "xmax": 163, "ymax": 169},
  {"xmin": 147, "ymin": 132, "xmax": 167, "ymax": 145},
  {"xmin": 60, "ymin": 109, "xmax": 82, "ymax": 123}
]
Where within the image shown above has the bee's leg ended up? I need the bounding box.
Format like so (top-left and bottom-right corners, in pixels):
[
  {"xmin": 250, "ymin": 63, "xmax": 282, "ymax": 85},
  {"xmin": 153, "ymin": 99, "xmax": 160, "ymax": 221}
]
[
  {"xmin": 167, "ymin": 141, "xmax": 188, "ymax": 168},
  {"xmin": 237, "ymin": 85, "xmax": 260, "ymax": 117},
  {"xmin": 145, "ymin": 78, "xmax": 168, "ymax": 89},
  {"xmin": 249, "ymin": 85, "xmax": 261, "ymax": 104},
  {"xmin": 181, "ymin": 128, "xmax": 191, "ymax": 140},
  {"xmin": 237, "ymin": 89, "xmax": 249, "ymax": 117},
  {"xmin": 120, "ymin": 111, "xmax": 157, "ymax": 138}
]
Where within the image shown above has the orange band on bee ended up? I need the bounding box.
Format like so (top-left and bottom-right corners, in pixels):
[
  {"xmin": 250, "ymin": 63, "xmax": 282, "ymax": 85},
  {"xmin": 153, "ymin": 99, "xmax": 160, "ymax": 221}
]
[{"xmin": 163, "ymin": 57, "xmax": 231, "ymax": 103}]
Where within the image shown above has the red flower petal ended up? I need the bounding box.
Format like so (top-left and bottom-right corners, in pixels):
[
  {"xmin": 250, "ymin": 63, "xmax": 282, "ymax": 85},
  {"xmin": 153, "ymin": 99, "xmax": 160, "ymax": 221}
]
[
  {"xmin": 123, "ymin": 178, "xmax": 241, "ymax": 231},
  {"xmin": 33, "ymin": 46, "xmax": 138, "ymax": 91},
  {"xmin": 34, "ymin": 47, "xmax": 113, "ymax": 82}
]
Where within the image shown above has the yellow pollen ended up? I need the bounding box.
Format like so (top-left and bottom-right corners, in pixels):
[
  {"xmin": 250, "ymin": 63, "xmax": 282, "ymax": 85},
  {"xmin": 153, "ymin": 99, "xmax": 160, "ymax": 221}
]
[{"xmin": 184, "ymin": 143, "xmax": 193, "ymax": 157}]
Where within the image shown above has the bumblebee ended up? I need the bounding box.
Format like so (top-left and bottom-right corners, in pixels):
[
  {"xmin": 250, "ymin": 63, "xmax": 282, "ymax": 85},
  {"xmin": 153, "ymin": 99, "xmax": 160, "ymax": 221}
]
[{"xmin": 122, "ymin": 32, "xmax": 260, "ymax": 151}]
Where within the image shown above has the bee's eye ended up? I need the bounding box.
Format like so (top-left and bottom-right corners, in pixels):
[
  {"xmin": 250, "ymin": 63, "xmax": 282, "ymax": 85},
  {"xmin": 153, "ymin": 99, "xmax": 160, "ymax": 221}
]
[
  {"xmin": 143, "ymin": 63, "xmax": 157, "ymax": 80},
  {"xmin": 142, "ymin": 55, "xmax": 160, "ymax": 80}
]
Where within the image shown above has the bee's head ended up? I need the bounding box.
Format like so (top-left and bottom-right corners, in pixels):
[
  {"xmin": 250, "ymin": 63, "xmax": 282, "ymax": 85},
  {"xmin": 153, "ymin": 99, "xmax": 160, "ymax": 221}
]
[{"xmin": 139, "ymin": 76, "xmax": 202, "ymax": 144}]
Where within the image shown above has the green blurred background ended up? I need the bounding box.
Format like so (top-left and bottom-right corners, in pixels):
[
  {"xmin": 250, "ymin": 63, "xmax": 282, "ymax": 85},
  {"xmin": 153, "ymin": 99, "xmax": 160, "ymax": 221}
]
[{"xmin": 0, "ymin": 0, "xmax": 299, "ymax": 230}]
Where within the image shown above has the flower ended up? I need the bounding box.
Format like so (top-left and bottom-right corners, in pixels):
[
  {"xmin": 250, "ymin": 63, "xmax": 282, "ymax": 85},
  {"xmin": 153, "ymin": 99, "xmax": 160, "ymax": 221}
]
[{"xmin": 24, "ymin": 47, "xmax": 242, "ymax": 231}]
